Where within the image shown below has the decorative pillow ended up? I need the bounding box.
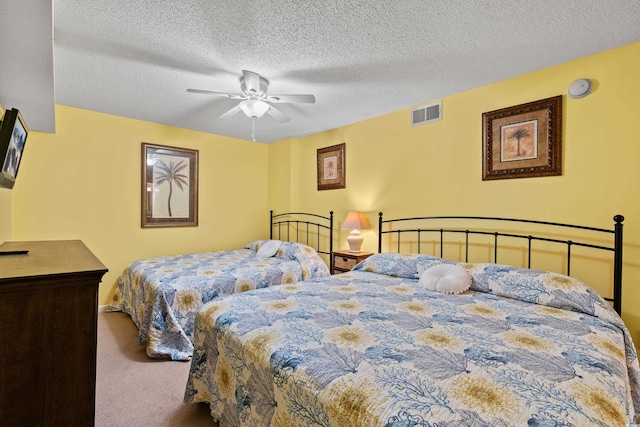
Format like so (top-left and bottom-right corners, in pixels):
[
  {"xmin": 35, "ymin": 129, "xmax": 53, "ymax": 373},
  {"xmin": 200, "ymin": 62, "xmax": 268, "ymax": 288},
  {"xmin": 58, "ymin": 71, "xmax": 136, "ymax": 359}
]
[
  {"xmin": 419, "ymin": 264, "xmax": 471, "ymax": 294},
  {"xmin": 256, "ymin": 240, "xmax": 282, "ymax": 258}
]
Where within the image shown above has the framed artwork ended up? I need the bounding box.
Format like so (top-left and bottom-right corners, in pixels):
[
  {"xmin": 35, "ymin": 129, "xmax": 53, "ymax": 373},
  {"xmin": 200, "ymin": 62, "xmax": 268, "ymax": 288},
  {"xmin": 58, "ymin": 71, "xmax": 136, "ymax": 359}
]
[
  {"xmin": 142, "ymin": 142, "xmax": 198, "ymax": 227},
  {"xmin": 317, "ymin": 143, "xmax": 345, "ymax": 190},
  {"xmin": 482, "ymin": 95, "xmax": 562, "ymax": 180}
]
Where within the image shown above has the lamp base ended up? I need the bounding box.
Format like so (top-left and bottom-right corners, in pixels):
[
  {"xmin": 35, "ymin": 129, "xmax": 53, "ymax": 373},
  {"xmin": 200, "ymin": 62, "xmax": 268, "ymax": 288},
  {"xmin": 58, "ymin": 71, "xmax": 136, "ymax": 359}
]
[{"xmin": 347, "ymin": 230, "xmax": 363, "ymax": 252}]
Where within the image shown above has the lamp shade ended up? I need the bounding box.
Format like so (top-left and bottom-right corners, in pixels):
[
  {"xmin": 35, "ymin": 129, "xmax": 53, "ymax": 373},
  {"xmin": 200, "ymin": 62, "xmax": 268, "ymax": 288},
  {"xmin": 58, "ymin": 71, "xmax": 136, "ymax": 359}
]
[
  {"xmin": 342, "ymin": 212, "xmax": 370, "ymax": 252},
  {"xmin": 342, "ymin": 211, "xmax": 371, "ymax": 231},
  {"xmin": 239, "ymin": 99, "xmax": 270, "ymax": 118}
]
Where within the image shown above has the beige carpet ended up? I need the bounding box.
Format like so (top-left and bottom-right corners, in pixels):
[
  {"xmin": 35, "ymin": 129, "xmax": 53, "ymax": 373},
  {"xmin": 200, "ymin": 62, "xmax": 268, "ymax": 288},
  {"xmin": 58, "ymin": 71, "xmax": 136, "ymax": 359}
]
[{"xmin": 96, "ymin": 310, "xmax": 217, "ymax": 427}]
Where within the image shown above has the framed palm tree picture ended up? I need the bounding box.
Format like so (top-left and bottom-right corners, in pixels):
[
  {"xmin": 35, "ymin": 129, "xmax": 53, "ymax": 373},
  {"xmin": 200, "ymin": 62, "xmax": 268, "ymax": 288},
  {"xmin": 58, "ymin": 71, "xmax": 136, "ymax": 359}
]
[
  {"xmin": 142, "ymin": 142, "xmax": 198, "ymax": 227},
  {"xmin": 482, "ymin": 95, "xmax": 562, "ymax": 180},
  {"xmin": 317, "ymin": 143, "xmax": 345, "ymax": 190}
]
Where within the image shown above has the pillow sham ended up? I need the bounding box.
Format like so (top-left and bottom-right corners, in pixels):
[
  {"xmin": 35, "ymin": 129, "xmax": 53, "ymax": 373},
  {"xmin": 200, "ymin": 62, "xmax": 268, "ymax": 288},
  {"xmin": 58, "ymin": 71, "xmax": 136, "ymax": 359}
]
[
  {"xmin": 256, "ymin": 240, "xmax": 282, "ymax": 258},
  {"xmin": 280, "ymin": 242, "xmax": 330, "ymax": 279},
  {"xmin": 419, "ymin": 263, "xmax": 471, "ymax": 294},
  {"xmin": 463, "ymin": 262, "xmax": 616, "ymax": 318},
  {"xmin": 354, "ymin": 253, "xmax": 451, "ymax": 279},
  {"xmin": 245, "ymin": 240, "xmax": 265, "ymax": 251}
]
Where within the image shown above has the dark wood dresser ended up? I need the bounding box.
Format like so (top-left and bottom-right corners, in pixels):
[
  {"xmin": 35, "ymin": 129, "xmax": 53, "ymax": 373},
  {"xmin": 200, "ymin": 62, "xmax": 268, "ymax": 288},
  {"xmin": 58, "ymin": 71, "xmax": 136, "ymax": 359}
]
[{"xmin": 0, "ymin": 240, "xmax": 108, "ymax": 426}]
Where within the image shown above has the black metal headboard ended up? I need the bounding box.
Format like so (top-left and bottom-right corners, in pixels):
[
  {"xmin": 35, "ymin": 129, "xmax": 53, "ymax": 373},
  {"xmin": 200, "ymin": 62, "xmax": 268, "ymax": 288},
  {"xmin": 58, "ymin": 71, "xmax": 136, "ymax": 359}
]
[
  {"xmin": 378, "ymin": 213, "xmax": 624, "ymax": 314},
  {"xmin": 270, "ymin": 211, "xmax": 334, "ymax": 272}
]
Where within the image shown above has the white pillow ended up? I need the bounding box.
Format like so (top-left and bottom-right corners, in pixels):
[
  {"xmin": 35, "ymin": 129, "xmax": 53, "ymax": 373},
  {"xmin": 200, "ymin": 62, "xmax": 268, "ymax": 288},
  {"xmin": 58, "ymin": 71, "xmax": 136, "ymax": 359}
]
[
  {"xmin": 256, "ymin": 240, "xmax": 282, "ymax": 258},
  {"xmin": 419, "ymin": 264, "xmax": 471, "ymax": 294}
]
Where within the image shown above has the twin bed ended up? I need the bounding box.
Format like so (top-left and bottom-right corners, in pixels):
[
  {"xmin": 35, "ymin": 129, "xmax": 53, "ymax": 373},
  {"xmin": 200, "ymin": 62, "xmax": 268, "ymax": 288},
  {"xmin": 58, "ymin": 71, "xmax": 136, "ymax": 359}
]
[
  {"xmin": 182, "ymin": 213, "xmax": 640, "ymax": 426},
  {"xmin": 107, "ymin": 211, "xmax": 334, "ymax": 360}
]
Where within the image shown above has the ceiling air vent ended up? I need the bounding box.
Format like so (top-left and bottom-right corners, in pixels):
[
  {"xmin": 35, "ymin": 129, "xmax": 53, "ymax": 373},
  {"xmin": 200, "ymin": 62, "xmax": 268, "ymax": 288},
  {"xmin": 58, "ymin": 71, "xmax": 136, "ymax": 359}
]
[{"xmin": 411, "ymin": 101, "xmax": 442, "ymax": 126}]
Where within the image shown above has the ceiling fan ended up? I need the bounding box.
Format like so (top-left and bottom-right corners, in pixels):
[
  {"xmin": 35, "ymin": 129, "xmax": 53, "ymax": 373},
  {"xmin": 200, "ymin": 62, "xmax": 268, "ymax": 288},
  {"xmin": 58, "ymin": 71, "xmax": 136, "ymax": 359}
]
[{"xmin": 187, "ymin": 70, "xmax": 316, "ymax": 141}]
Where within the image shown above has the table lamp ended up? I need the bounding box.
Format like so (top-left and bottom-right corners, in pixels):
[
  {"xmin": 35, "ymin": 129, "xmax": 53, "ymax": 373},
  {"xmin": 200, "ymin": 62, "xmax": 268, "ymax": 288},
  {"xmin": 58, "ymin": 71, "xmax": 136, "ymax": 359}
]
[{"xmin": 342, "ymin": 211, "xmax": 371, "ymax": 252}]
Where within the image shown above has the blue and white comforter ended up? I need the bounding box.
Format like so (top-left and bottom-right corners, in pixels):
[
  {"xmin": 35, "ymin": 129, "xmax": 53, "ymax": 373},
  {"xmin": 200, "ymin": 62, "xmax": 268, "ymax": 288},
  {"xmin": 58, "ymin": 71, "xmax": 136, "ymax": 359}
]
[
  {"xmin": 185, "ymin": 253, "xmax": 640, "ymax": 426},
  {"xmin": 107, "ymin": 240, "xmax": 329, "ymax": 360}
]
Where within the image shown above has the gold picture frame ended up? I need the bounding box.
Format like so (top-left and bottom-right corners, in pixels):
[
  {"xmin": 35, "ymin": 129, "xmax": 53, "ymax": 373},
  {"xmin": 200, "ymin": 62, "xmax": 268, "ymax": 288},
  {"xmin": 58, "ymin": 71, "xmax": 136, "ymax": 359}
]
[
  {"xmin": 317, "ymin": 143, "xmax": 345, "ymax": 190},
  {"xmin": 482, "ymin": 95, "xmax": 562, "ymax": 180},
  {"xmin": 142, "ymin": 142, "xmax": 198, "ymax": 227}
]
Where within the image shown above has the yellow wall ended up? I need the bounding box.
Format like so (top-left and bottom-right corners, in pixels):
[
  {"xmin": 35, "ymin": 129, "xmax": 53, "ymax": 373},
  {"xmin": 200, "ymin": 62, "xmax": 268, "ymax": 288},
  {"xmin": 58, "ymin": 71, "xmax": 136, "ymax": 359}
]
[
  {"xmin": 270, "ymin": 42, "xmax": 640, "ymax": 344},
  {"xmin": 0, "ymin": 189, "xmax": 10, "ymax": 242},
  {"xmin": 11, "ymin": 105, "xmax": 269, "ymax": 304},
  {"xmin": 267, "ymin": 137, "xmax": 293, "ymax": 212},
  {"xmin": 0, "ymin": 103, "xmax": 12, "ymax": 242}
]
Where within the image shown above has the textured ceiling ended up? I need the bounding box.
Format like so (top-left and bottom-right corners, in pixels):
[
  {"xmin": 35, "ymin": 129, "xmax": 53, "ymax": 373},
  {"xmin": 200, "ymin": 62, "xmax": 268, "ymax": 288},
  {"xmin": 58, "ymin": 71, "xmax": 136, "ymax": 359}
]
[
  {"xmin": 2, "ymin": 1, "xmax": 640, "ymax": 143},
  {"xmin": 0, "ymin": 1, "xmax": 55, "ymax": 131}
]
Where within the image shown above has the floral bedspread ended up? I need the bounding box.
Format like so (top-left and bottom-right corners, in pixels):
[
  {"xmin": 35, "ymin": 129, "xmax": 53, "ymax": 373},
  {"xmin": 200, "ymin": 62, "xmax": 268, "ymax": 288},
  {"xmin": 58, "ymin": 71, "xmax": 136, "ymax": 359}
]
[
  {"xmin": 107, "ymin": 240, "xmax": 329, "ymax": 360},
  {"xmin": 185, "ymin": 253, "xmax": 640, "ymax": 426}
]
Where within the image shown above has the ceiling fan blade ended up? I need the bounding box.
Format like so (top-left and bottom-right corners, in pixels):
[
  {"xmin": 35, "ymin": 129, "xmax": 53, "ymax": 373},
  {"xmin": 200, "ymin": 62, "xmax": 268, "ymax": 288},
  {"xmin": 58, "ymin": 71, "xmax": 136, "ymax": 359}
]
[
  {"xmin": 187, "ymin": 88, "xmax": 244, "ymax": 99},
  {"xmin": 265, "ymin": 104, "xmax": 290, "ymax": 123},
  {"xmin": 266, "ymin": 94, "xmax": 316, "ymax": 104},
  {"xmin": 242, "ymin": 70, "xmax": 262, "ymax": 94},
  {"xmin": 219, "ymin": 105, "xmax": 242, "ymax": 119}
]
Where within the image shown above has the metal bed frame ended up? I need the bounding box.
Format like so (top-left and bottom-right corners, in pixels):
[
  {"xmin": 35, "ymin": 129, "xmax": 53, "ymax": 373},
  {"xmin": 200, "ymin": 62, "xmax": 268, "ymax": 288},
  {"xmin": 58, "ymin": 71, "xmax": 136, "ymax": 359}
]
[
  {"xmin": 270, "ymin": 210, "xmax": 334, "ymax": 272},
  {"xmin": 378, "ymin": 213, "xmax": 624, "ymax": 314}
]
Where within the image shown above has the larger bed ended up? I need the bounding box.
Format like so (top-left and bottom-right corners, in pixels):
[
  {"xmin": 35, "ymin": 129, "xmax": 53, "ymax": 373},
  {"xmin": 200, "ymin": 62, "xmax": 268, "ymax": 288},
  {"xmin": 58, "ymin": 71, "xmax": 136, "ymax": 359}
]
[
  {"xmin": 107, "ymin": 211, "xmax": 334, "ymax": 360},
  {"xmin": 184, "ymin": 213, "xmax": 640, "ymax": 425}
]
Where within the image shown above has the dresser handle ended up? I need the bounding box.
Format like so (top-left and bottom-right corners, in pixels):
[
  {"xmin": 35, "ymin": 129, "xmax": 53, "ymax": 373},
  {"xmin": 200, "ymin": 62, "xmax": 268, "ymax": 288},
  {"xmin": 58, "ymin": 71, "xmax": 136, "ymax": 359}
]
[{"xmin": 342, "ymin": 257, "xmax": 349, "ymax": 262}]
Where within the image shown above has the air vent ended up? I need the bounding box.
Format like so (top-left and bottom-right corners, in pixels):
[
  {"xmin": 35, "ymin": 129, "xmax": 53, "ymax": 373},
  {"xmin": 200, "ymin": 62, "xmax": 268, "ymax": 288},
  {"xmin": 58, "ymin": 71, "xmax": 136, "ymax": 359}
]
[{"xmin": 411, "ymin": 101, "xmax": 442, "ymax": 126}]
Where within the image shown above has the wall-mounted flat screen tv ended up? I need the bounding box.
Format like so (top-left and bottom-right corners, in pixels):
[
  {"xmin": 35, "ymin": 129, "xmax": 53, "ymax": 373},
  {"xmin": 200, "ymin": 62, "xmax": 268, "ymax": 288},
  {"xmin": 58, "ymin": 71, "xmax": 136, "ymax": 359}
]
[{"xmin": 0, "ymin": 108, "xmax": 28, "ymax": 189}]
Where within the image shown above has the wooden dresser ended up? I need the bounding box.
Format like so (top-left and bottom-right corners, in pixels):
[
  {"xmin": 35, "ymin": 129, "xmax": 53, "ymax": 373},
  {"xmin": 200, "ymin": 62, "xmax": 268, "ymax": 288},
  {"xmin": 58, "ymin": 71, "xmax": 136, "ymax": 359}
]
[{"xmin": 0, "ymin": 240, "xmax": 108, "ymax": 426}]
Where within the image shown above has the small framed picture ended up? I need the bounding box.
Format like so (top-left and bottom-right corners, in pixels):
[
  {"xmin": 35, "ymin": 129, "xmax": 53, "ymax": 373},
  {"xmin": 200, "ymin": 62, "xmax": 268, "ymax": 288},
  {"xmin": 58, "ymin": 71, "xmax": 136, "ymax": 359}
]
[
  {"xmin": 142, "ymin": 142, "xmax": 198, "ymax": 227},
  {"xmin": 482, "ymin": 96, "xmax": 562, "ymax": 180},
  {"xmin": 317, "ymin": 143, "xmax": 345, "ymax": 190}
]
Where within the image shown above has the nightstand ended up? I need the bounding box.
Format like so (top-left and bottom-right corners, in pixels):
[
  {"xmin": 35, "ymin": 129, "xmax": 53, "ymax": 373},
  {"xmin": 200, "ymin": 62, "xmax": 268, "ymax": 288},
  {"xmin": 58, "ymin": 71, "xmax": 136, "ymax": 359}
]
[{"xmin": 332, "ymin": 250, "xmax": 374, "ymax": 274}]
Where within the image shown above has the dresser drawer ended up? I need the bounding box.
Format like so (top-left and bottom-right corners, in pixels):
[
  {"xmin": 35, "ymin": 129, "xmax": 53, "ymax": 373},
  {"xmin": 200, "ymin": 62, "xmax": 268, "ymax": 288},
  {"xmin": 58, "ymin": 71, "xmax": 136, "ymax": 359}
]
[
  {"xmin": 335, "ymin": 255, "xmax": 358, "ymax": 271},
  {"xmin": 331, "ymin": 251, "xmax": 373, "ymax": 274}
]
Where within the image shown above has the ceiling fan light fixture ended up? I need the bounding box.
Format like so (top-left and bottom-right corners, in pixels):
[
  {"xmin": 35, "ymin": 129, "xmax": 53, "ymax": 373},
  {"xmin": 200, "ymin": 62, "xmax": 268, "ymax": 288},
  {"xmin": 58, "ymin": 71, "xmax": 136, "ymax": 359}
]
[
  {"xmin": 187, "ymin": 70, "xmax": 315, "ymax": 141},
  {"xmin": 239, "ymin": 99, "xmax": 269, "ymax": 118}
]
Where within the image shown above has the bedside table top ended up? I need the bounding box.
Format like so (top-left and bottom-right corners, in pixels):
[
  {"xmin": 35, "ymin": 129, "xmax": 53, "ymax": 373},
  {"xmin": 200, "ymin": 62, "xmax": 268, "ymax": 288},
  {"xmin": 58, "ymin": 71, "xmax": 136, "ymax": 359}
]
[
  {"xmin": 331, "ymin": 250, "xmax": 374, "ymax": 274},
  {"xmin": 333, "ymin": 249, "xmax": 374, "ymax": 257}
]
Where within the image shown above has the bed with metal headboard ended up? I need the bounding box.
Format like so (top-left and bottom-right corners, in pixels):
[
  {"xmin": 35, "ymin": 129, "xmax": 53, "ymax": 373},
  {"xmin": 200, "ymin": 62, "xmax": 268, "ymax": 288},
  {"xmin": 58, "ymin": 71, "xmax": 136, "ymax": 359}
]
[
  {"xmin": 186, "ymin": 212, "xmax": 640, "ymax": 426},
  {"xmin": 107, "ymin": 210, "xmax": 335, "ymax": 360},
  {"xmin": 377, "ymin": 213, "xmax": 624, "ymax": 313}
]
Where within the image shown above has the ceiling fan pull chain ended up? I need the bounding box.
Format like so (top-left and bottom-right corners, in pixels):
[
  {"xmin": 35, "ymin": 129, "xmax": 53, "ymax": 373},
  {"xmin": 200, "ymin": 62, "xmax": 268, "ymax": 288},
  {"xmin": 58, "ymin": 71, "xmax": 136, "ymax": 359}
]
[{"xmin": 251, "ymin": 117, "xmax": 256, "ymax": 142}]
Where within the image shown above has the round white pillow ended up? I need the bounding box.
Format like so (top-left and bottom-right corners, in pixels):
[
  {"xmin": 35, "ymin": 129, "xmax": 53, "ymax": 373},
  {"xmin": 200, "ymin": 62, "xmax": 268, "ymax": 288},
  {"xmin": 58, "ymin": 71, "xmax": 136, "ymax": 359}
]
[
  {"xmin": 256, "ymin": 240, "xmax": 282, "ymax": 258},
  {"xmin": 419, "ymin": 264, "xmax": 471, "ymax": 294}
]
